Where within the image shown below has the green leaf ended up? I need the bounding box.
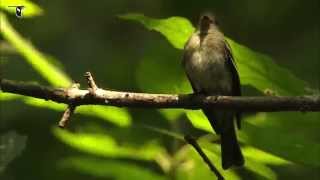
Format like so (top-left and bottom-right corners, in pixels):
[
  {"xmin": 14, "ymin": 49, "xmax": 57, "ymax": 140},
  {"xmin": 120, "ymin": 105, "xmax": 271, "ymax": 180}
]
[
  {"xmin": 0, "ymin": 93, "xmax": 22, "ymax": 101},
  {"xmin": 226, "ymin": 38, "xmax": 308, "ymax": 95},
  {"xmin": 186, "ymin": 110, "xmax": 212, "ymax": 132},
  {"xmin": 53, "ymin": 128, "xmax": 163, "ymax": 160},
  {"xmin": 118, "ymin": 13, "xmax": 194, "ymax": 49},
  {"xmin": 0, "ymin": 13, "xmax": 71, "ymax": 87},
  {"xmin": 241, "ymin": 112, "xmax": 320, "ymax": 167},
  {"xmin": 242, "ymin": 146, "xmax": 291, "ymax": 180},
  {"xmin": 242, "ymin": 146, "xmax": 291, "ymax": 166},
  {"xmin": 60, "ymin": 157, "xmax": 167, "ymax": 180},
  {"xmin": 0, "ymin": 0, "xmax": 43, "ymax": 17}
]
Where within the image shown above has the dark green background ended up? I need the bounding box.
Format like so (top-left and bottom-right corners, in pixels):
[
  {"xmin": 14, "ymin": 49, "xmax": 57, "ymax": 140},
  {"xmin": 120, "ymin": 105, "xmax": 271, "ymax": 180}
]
[{"xmin": 1, "ymin": 0, "xmax": 319, "ymax": 179}]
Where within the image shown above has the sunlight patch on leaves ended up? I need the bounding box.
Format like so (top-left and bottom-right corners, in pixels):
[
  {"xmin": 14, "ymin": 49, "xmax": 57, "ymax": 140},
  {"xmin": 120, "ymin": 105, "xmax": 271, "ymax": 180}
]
[
  {"xmin": 243, "ymin": 146, "xmax": 292, "ymax": 165},
  {"xmin": 24, "ymin": 97, "xmax": 67, "ymax": 111},
  {"xmin": 77, "ymin": 106, "xmax": 131, "ymax": 127},
  {"xmin": 53, "ymin": 128, "xmax": 163, "ymax": 160},
  {"xmin": 26, "ymin": 98, "xmax": 132, "ymax": 127},
  {"xmin": 244, "ymin": 158, "xmax": 278, "ymax": 180},
  {"xmin": 0, "ymin": 94, "xmax": 131, "ymax": 127},
  {"xmin": 0, "ymin": 93, "xmax": 22, "ymax": 101},
  {"xmin": 186, "ymin": 110, "xmax": 212, "ymax": 132},
  {"xmin": 158, "ymin": 109, "xmax": 185, "ymax": 122}
]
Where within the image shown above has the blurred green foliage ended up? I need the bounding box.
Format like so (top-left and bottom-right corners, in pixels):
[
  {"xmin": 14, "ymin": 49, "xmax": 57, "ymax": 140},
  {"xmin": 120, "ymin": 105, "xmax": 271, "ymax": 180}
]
[{"xmin": 0, "ymin": 0, "xmax": 319, "ymax": 180}]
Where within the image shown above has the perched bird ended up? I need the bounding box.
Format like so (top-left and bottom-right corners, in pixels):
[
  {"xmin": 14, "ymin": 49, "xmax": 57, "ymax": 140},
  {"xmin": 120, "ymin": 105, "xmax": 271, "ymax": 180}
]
[{"xmin": 182, "ymin": 13, "xmax": 244, "ymax": 169}]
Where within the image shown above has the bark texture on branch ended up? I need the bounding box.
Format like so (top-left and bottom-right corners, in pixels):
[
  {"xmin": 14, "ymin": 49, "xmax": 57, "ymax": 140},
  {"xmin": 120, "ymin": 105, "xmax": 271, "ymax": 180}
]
[{"xmin": 1, "ymin": 78, "xmax": 320, "ymax": 112}]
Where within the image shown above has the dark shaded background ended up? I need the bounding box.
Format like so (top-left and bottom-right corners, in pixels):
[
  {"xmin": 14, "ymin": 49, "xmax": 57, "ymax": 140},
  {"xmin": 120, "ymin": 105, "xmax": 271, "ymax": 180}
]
[{"xmin": 1, "ymin": 0, "xmax": 319, "ymax": 179}]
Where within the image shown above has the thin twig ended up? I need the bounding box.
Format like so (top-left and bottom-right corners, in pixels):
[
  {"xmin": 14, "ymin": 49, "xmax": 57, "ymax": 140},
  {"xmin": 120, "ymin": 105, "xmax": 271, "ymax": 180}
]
[
  {"xmin": 58, "ymin": 105, "xmax": 76, "ymax": 128},
  {"xmin": 84, "ymin": 72, "xmax": 98, "ymax": 92},
  {"xmin": 184, "ymin": 135, "xmax": 224, "ymax": 180}
]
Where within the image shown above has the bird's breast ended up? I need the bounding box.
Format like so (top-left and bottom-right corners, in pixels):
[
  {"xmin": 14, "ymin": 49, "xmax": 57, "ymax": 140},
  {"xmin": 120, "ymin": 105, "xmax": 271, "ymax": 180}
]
[{"xmin": 184, "ymin": 48, "xmax": 233, "ymax": 94}]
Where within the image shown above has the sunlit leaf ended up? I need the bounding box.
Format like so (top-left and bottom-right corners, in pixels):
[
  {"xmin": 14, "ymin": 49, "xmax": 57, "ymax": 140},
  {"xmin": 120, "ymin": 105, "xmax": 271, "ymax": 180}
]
[
  {"xmin": 243, "ymin": 146, "xmax": 291, "ymax": 165},
  {"xmin": 77, "ymin": 106, "xmax": 131, "ymax": 127},
  {"xmin": 158, "ymin": 109, "xmax": 185, "ymax": 122},
  {"xmin": 244, "ymin": 158, "xmax": 278, "ymax": 180},
  {"xmin": 53, "ymin": 128, "xmax": 163, "ymax": 160},
  {"xmin": 24, "ymin": 97, "xmax": 67, "ymax": 111},
  {"xmin": 0, "ymin": 92, "xmax": 131, "ymax": 127},
  {"xmin": 25, "ymin": 97, "xmax": 131, "ymax": 127},
  {"xmin": 0, "ymin": 93, "xmax": 22, "ymax": 101},
  {"xmin": 0, "ymin": 0, "xmax": 43, "ymax": 17},
  {"xmin": 60, "ymin": 157, "xmax": 167, "ymax": 180},
  {"xmin": 185, "ymin": 110, "xmax": 212, "ymax": 133}
]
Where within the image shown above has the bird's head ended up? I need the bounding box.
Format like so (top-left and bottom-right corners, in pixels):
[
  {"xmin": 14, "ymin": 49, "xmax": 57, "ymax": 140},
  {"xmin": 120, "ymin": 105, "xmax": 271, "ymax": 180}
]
[{"xmin": 199, "ymin": 13, "xmax": 218, "ymax": 34}]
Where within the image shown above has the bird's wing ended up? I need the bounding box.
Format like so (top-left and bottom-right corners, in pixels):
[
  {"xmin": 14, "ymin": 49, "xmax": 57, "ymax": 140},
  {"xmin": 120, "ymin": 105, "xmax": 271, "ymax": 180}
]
[
  {"xmin": 182, "ymin": 61, "xmax": 199, "ymax": 94},
  {"xmin": 182, "ymin": 37, "xmax": 198, "ymax": 93},
  {"xmin": 224, "ymin": 41, "xmax": 242, "ymax": 129}
]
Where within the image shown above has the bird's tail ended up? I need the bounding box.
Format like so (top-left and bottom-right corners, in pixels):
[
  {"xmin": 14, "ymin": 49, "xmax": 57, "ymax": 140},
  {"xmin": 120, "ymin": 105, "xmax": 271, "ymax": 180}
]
[{"xmin": 220, "ymin": 121, "xmax": 244, "ymax": 169}]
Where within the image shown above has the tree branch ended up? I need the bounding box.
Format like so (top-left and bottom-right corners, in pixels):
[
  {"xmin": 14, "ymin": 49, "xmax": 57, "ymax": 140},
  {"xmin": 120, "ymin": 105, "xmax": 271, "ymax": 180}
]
[{"xmin": 1, "ymin": 75, "xmax": 320, "ymax": 112}]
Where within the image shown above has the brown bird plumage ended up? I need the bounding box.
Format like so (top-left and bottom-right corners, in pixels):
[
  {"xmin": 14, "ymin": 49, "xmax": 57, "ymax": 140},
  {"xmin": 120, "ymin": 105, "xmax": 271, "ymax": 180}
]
[{"xmin": 182, "ymin": 13, "xmax": 244, "ymax": 169}]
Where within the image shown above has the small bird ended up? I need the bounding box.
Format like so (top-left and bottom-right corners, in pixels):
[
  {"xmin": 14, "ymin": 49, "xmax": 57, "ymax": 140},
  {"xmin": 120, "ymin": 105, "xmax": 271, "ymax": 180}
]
[{"xmin": 182, "ymin": 13, "xmax": 244, "ymax": 169}]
